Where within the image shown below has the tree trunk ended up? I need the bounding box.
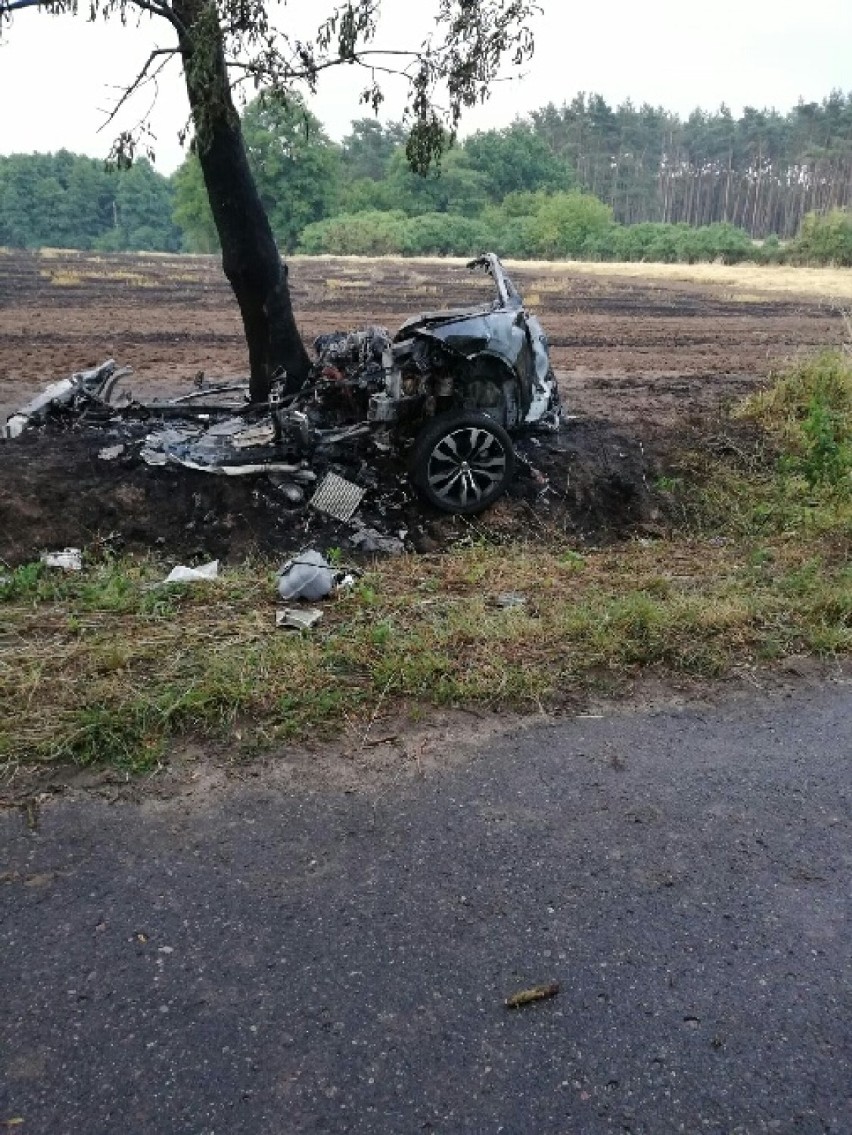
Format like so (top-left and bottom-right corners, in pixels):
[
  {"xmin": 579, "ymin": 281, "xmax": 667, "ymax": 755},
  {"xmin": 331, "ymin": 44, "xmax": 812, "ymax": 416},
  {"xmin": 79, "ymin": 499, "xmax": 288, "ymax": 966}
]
[{"xmin": 173, "ymin": 0, "xmax": 311, "ymax": 402}]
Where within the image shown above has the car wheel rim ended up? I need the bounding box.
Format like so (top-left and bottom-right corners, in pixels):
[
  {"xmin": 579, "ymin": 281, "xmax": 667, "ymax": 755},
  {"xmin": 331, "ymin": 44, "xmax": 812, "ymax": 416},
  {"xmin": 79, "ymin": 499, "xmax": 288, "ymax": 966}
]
[{"xmin": 426, "ymin": 426, "xmax": 508, "ymax": 508}]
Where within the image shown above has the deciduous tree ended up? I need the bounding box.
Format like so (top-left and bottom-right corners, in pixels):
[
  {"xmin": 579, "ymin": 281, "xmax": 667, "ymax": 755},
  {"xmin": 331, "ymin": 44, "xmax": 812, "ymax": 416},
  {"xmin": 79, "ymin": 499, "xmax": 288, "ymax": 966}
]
[{"xmin": 0, "ymin": 0, "xmax": 538, "ymax": 401}]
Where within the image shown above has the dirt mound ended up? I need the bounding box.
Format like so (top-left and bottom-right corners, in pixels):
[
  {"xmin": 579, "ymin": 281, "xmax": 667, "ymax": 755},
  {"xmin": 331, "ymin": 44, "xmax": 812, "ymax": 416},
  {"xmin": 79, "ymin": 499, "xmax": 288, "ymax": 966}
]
[{"xmin": 0, "ymin": 417, "xmax": 657, "ymax": 565}]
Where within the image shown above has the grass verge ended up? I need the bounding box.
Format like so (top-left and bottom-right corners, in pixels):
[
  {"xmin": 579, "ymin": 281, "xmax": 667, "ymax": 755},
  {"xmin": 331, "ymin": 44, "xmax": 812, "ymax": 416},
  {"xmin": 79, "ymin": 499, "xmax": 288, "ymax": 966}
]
[{"xmin": 1, "ymin": 355, "xmax": 850, "ymax": 774}]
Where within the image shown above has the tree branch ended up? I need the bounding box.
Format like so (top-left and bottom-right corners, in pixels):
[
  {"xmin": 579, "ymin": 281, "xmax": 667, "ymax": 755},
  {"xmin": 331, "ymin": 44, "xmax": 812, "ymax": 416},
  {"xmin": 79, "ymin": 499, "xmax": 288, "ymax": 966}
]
[
  {"xmin": 1, "ymin": 0, "xmax": 185, "ymax": 33},
  {"xmin": 1, "ymin": 0, "xmax": 56, "ymax": 12},
  {"xmin": 225, "ymin": 47, "xmax": 421, "ymax": 84},
  {"xmin": 98, "ymin": 46, "xmax": 178, "ymax": 131},
  {"xmin": 127, "ymin": 0, "xmax": 185, "ymax": 36}
]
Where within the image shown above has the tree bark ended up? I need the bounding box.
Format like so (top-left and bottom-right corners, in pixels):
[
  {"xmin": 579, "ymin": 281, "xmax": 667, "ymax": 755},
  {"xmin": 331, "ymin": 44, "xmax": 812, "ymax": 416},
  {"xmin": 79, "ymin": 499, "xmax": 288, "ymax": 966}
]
[{"xmin": 173, "ymin": 0, "xmax": 311, "ymax": 402}]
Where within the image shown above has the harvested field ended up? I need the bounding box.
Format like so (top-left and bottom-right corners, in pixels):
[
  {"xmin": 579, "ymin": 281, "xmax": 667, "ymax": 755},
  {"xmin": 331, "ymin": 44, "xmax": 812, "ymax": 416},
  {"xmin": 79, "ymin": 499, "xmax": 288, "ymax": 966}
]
[
  {"xmin": 0, "ymin": 249, "xmax": 847, "ymax": 561},
  {"xmin": 2, "ymin": 250, "xmax": 847, "ymax": 428}
]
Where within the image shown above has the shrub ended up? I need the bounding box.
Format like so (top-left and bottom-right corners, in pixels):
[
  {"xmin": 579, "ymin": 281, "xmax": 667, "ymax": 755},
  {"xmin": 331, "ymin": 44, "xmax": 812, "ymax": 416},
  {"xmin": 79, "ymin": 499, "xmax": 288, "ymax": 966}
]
[
  {"xmin": 298, "ymin": 210, "xmax": 407, "ymax": 255},
  {"xmin": 793, "ymin": 209, "xmax": 852, "ymax": 266},
  {"xmin": 526, "ymin": 192, "xmax": 615, "ymax": 258},
  {"xmin": 739, "ymin": 351, "xmax": 851, "ymax": 492}
]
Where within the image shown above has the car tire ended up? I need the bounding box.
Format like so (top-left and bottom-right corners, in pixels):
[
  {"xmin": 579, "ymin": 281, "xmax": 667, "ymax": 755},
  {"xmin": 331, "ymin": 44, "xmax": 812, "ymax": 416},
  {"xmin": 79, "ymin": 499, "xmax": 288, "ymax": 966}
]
[{"xmin": 410, "ymin": 410, "xmax": 516, "ymax": 514}]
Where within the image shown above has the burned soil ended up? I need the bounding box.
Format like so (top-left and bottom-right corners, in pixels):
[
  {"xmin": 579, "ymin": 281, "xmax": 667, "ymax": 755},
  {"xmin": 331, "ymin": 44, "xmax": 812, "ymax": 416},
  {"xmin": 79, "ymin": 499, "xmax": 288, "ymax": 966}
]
[
  {"xmin": 0, "ymin": 250, "xmax": 844, "ymax": 563},
  {"xmin": 0, "ymin": 417, "xmax": 652, "ymax": 564}
]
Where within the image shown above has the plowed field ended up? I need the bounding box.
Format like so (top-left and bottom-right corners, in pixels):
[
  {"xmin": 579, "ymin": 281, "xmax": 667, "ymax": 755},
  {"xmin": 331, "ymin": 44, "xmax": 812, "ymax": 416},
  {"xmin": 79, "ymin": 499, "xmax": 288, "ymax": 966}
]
[{"xmin": 1, "ymin": 249, "xmax": 846, "ymax": 429}]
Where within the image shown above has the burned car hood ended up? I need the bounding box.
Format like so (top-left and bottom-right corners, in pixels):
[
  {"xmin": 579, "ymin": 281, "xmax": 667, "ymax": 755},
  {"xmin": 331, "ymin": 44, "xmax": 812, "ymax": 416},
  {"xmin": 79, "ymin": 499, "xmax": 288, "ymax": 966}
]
[
  {"xmin": 394, "ymin": 307, "xmax": 526, "ymax": 362},
  {"xmin": 395, "ymin": 306, "xmax": 498, "ymax": 336}
]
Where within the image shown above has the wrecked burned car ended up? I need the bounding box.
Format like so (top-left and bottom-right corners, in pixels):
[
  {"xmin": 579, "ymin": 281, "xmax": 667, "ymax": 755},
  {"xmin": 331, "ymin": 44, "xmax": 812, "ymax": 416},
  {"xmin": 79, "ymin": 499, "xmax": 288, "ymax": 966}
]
[
  {"xmin": 4, "ymin": 255, "xmax": 559, "ymax": 517},
  {"xmin": 295, "ymin": 254, "xmax": 559, "ymax": 513}
]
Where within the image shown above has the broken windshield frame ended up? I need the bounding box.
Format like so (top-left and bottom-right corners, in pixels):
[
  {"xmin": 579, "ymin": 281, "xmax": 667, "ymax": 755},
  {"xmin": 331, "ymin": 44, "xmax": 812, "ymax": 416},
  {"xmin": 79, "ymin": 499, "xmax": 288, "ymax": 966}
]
[{"xmin": 466, "ymin": 254, "xmax": 524, "ymax": 311}]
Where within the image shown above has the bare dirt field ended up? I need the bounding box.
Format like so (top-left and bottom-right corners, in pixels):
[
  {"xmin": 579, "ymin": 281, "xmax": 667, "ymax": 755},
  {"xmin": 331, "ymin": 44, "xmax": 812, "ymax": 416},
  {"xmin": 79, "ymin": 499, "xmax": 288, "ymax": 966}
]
[
  {"xmin": 0, "ymin": 249, "xmax": 847, "ymax": 561},
  {"xmin": 2, "ymin": 250, "xmax": 848, "ymax": 425}
]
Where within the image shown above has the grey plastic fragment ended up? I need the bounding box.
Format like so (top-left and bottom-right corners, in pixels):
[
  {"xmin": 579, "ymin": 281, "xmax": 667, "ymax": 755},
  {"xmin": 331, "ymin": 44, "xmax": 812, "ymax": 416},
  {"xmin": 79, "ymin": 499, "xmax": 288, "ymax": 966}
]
[
  {"xmin": 98, "ymin": 444, "xmax": 125, "ymax": 461},
  {"xmin": 276, "ymin": 607, "xmax": 323, "ymax": 631},
  {"xmin": 349, "ymin": 527, "xmax": 405, "ymax": 556},
  {"xmin": 276, "ymin": 550, "xmax": 338, "ymax": 601},
  {"xmin": 274, "ymin": 481, "xmax": 306, "ymax": 504}
]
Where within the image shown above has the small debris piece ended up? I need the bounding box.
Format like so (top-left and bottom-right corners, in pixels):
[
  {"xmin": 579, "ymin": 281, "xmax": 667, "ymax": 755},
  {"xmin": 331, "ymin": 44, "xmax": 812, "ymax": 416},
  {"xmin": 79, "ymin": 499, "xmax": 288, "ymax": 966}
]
[
  {"xmin": 231, "ymin": 422, "xmax": 276, "ymax": 449},
  {"xmin": 495, "ymin": 592, "xmax": 527, "ymax": 609},
  {"xmin": 4, "ymin": 360, "xmax": 131, "ymax": 438},
  {"xmin": 504, "ymin": 982, "xmax": 560, "ymax": 1010},
  {"xmin": 349, "ymin": 526, "xmax": 404, "ymax": 556},
  {"xmin": 274, "ymin": 481, "xmax": 306, "ymax": 505},
  {"xmin": 310, "ymin": 472, "xmax": 366, "ymax": 522},
  {"xmin": 98, "ymin": 443, "xmax": 125, "ymax": 461},
  {"xmin": 162, "ymin": 560, "xmax": 219, "ymax": 584},
  {"xmin": 140, "ymin": 447, "xmax": 168, "ymax": 466},
  {"xmin": 220, "ymin": 462, "xmax": 302, "ymax": 477},
  {"xmin": 276, "ymin": 607, "xmax": 323, "ymax": 631},
  {"xmin": 277, "ymin": 550, "xmax": 338, "ymax": 601},
  {"xmin": 41, "ymin": 548, "xmax": 82, "ymax": 572},
  {"xmin": 292, "ymin": 469, "xmax": 318, "ymax": 485}
]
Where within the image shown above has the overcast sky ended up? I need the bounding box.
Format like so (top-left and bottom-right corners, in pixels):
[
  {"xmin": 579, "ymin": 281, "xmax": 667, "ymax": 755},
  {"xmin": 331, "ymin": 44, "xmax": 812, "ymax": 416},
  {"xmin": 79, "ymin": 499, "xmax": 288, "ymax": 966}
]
[{"xmin": 0, "ymin": 0, "xmax": 850, "ymax": 172}]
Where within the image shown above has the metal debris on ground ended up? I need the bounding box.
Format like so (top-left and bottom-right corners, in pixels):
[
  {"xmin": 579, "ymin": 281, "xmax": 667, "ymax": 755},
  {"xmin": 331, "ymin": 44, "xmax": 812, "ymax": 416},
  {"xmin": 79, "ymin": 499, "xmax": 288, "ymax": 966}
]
[
  {"xmin": 98, "ymin": 444, "xmax": 125, "ymax": 461},
  {"xmin": 276, "ymin": 550, "xmax": 339, "ymax": 601},
  {"xmin": 229, "ymin": 422, "xmax": 276, "ymax": 448},
  {"xmin": 349, "ymin": 526, "xmax": 405, "ymax": 556},
  {"xmin": 141, "ymin": 419, "xmax": 308, "ymax": 477},
  {"xmin": 40, "ymin": 548, "xmax": 83, "ymax": 571},
  {"xmin": 5, "ymin": 360, "xmax": 132, "ymax": 439},
  {"xmin": 273, "ymin": 481, "xmax": 306, "ymax": 504},
  {"xmin": 276, "ymin": 607, "xmax": 323, "ymax": 631},
  {"xmin": 309, "ymin": 472, "xmax": 366, "ymax": 522},
  {"xmin": 139, "ymin": 446, "xmax": 168, "ymax": 467},
  {"xmin": 162, "ymin": 560, "xmax": 219, "ymax": 584},
  {"xmin": 504, "ymin": 982, "xmax": 560, "ymax": 1009}
]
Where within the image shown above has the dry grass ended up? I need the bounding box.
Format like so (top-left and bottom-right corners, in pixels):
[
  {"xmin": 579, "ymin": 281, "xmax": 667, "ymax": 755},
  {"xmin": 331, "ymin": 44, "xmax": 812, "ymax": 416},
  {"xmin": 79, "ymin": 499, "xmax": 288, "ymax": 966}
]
[
  {"xmin": 10, "ymin": 248, "xmax": 852, "ymax": 301},
  {"xmin": 287, "ymin": 254, "xmax": 852, "ymax": 302},
  {"xmin": 536, "ymin": 260, "xmax": 852, "ymax": 300},
  {"xmin": 1, "ymin": 526, "xmax": 849, "ymax": 771},
  {"xmin": 39, "ymin": 266, "xmax": 163, "ymax": 288}
]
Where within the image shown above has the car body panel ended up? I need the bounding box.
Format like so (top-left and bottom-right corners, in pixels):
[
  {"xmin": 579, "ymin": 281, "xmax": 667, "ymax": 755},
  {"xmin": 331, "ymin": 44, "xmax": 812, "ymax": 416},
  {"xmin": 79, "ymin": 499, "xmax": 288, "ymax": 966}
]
[{"xmin": 382, "ymin": 254, "xmax": 557, "ymax": 431}]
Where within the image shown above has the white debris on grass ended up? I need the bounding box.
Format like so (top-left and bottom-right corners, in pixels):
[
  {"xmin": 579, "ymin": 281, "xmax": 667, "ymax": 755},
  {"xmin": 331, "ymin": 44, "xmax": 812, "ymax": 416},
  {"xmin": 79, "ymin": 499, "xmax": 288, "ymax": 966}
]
[
  {"xmin": 40, "ymin": 548, "xmax": 83, "ymax": 572},
  {"xmin": 162, "ymin": 560, "xmax": 220, "ymax": 584}
]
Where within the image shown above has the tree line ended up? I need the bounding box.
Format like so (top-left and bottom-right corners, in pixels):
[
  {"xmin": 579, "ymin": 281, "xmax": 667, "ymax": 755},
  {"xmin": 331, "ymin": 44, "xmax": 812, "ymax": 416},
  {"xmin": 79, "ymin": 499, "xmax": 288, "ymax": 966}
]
[
  {"xmin": 530, "ymin": 91, "xmax": 852, "ymax": 238},
  {"xmin": 0, "ymin": 152, "xmax": 181, "ymax": 251},
  {"xmin": 3, "ymin": 89, "xmax": 852, "ymax": 265}
]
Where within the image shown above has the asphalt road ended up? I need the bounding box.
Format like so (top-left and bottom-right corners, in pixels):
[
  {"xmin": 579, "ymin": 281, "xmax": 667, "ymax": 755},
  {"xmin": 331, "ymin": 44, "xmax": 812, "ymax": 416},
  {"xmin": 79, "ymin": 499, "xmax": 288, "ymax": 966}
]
[{"xmin": 2, "ymin": 682, "xmax": 850, "ymax": 1134}]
